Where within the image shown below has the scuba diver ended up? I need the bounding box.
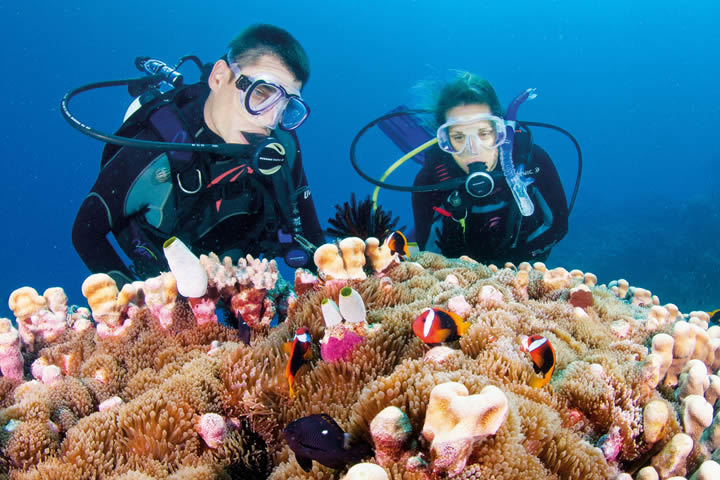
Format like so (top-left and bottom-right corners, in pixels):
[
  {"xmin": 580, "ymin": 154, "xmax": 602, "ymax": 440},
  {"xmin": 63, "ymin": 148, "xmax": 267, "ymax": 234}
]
[
  {"xmin": 413, "ymin": 73, "xmax": 568, "ymax": 264},
  {"xmin": 350, "ymin": 72, "xmax": 581, "ymax": 266},
  {"xmin": 67, "ymin": 24, "xmax": 324, "ymax": 287}
]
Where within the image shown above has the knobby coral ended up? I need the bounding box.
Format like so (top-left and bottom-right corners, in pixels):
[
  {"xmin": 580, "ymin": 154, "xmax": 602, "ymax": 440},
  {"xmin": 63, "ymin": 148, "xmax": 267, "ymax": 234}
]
[{"xmin": 1, "ymin": 249, "xmax": 719, "ymax": 479}]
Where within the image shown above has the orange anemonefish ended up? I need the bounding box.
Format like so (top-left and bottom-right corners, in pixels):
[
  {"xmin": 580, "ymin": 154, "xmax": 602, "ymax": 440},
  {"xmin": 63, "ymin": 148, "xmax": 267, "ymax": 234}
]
[
  {"xmin": 412, "ymin": 308, "xmax": 471, "ymax": 345},
  {"xmin": 385, "ymin": 231, "xmax": 409, "ymax": 258},
  {"xmin": 520, "ymin": 334, "xmax": 556, "ymax": 388},
  {"xmin": 284, "ymin": 327, "xmax": 313, "ymax": 397}
]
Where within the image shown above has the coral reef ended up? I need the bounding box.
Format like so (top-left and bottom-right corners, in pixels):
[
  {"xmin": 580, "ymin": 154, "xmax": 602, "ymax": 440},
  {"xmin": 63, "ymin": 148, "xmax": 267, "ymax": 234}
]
[
  {"xmin": 1, "ymin": 248, "xmax": 720, "ymax": 479},
  {"xmin": 313, "ymin": 234, "xmax": 402, "ymax": 281}
]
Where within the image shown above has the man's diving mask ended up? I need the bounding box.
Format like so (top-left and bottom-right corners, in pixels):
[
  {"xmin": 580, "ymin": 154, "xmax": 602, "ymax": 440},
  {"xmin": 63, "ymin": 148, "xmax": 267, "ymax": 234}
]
[
  {"xmin": 437, "ymin": 113, "xmax": 506, "ymax": 155},
  {"xmin": 227, "ymin": 56, "xmax": 310, "ymax": 131}
]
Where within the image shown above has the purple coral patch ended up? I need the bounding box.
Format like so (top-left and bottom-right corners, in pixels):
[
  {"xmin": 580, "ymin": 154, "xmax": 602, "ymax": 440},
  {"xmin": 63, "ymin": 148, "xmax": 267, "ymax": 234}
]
[{"xmin": 320, "ymin": 330, "xmax": 366, "ymax": 362}]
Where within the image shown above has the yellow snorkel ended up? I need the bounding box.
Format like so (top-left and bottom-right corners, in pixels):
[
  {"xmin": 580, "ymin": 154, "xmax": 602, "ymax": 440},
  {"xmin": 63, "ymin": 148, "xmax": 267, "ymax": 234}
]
[{"xmin": 371, "ymin": 137, "xmax": 438, "ymax": 214}]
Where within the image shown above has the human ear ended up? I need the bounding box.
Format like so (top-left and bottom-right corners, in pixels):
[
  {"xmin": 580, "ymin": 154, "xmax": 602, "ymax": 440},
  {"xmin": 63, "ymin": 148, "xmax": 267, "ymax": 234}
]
[{"xmin": 207, "ymin": 60, "xmax": 231, "ymax": 91}]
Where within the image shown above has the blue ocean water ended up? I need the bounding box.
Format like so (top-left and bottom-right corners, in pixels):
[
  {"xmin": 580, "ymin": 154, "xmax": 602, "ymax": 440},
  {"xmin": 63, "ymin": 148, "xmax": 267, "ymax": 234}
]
[{"xmin": 1, "ymin": 0, "xmax": 718, "ymax": 320}]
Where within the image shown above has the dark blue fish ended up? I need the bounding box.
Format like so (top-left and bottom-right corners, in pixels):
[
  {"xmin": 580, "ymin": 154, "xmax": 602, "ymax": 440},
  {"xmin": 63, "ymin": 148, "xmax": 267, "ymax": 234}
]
[
  {"xmin": 282, "ymin": 414, "xmax": 372, "ymax": 472},
  {"xmin": 709, "ymin": 309, "xmax": 720, "ymax": 326}
]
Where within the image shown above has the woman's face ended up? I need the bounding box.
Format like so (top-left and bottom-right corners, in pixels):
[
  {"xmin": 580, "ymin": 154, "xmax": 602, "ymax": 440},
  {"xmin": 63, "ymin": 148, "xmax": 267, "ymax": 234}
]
[{"xmin": 444, "ymin": 103, "xmax": 499, "ymax": 174}]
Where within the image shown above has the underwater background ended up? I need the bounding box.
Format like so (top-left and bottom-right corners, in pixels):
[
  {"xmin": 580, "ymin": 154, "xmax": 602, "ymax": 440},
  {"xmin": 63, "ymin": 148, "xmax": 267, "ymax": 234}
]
[{"xmin": 0, "ymin": 0, "xmax": 718, "ymax": 318}]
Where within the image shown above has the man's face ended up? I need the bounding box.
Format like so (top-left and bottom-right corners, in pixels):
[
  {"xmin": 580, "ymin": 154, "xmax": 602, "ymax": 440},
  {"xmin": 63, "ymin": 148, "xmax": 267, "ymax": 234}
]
[{"xmin": 204, "ymin": 54, "xmax": 302, "ymax": 144}]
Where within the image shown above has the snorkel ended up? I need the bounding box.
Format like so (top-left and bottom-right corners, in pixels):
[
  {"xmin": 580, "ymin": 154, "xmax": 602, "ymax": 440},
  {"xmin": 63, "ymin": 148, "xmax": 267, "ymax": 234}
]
[{"xmin": 501, "ymin": 88, "xmax": 537, "ymax": 216}]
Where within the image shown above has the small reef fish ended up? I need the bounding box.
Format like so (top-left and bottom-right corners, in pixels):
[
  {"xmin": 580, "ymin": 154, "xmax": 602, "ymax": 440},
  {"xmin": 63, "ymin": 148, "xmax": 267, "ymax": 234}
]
[
  {"xmin": 412, "ymin": 307, "xmax": 471, "ymax": 345},
  {"xmin": 385, "ymin": 230, "xmax": 410, "ymax": 258},
  {"xmin": 283, "ymin": 414, "xmax": 373, "ymax": 472},
  {"xmin": 520, "ymin": 334, "xmax": 556, "ymax": 388},
  {"xmin": 708, "ymin": 309, "xmax": 720, "ymax": 326},
  {"xmin": 284, "ymin": 327, "xmax": 312, "ymax": 398}
]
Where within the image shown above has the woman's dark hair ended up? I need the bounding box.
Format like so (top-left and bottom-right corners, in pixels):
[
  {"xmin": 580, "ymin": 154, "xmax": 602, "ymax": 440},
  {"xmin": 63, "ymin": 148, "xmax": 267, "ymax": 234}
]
[
  {"xmin": 434, "ymin": 72, "xmax": 503, "ymax": 125},
  {"xmin": 228, "ymin": 24, "xmax": 310, "ymax": 86}
]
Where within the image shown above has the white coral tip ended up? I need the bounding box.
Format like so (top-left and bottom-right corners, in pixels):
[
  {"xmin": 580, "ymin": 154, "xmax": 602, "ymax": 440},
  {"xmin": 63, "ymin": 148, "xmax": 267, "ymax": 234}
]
[
  {"xmin": 321, "ymin": 298, "xmax": 343, "ymax": 327},
  {"xmin": 339, "ymin": 287, "xmax": 367, "ymax": 324}
]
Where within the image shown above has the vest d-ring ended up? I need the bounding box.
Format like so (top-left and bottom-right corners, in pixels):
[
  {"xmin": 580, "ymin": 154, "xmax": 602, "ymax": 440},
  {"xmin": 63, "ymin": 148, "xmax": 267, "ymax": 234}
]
[{"xmin": 176, "ymin": 169, "xmax": 202, "ymax": 194}]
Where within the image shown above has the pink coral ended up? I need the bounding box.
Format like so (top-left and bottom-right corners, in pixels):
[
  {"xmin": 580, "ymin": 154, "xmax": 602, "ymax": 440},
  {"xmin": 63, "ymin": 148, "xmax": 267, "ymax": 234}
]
[
  {"xmin": 598, "ymin": 426, "xmax": 623, "ymax": 463},
  {"xmin": 447, "ymin": 295, "xmax": 472, "ymax": 317},
  {"xmin": 198, "ymin": 253, "xmax": 291, "ymax": 330},
  {"xmin": 30, "ymin": 357, "xmax": 62, "ymax": 385},
  {"xmin": 478, "ymin": 285, "xmax": 504, "ymax": 306},
  {"xmin": 69, "ymin": 307, "xmax": 93, "ymax": 332},
  {"xmin": 569, "ymin": 284, "xmax": 594, "ymax": 309},
  {"xmin": 142, "ymin": 273, "xmax": 177, "ymax": 329},
  {"xmin": 27, "ymin": 310, "xmax": 67, "ymax": 344},
  {"xmin": 188, "ymin": 298, "xmax": 218, "ymax": 326},
  {"xmin": 370, "ymin": 406, "xmax": 413, "ymax": 467},
  {"xmin": 195, "ymin": 413, "xmax": 227, "ymax": 449},
  {"xmin": 9, "ymin": 286, "xmax": 67, "ymax": 350},
  {"xmin": 294, "ymin": 268, "xmax": 320, "ymax": 297},
  {"xmin": 0, "ymin": 318, "xmax": 24, "ymax": 380},
  {"xmin": 230, "ymin": 288, "xmax": 275, "ymax": 330},
  {"xmin": 200, "ymin": 252, "xmax": 238, "ymax": 290},
  {"xmin": 99, "ymin": 396, "xmax": 123, "ymax": 412},
  {"xmin": 235, "ymin": 255, "xmax": 279, "ymax": 290},
  {"xmin": 96, "ymin": 318, "xmax": 133, "ymax": 339},
  {"xmin": 320, "ymin": 326, "xmax": 366, "ymax": 362}
]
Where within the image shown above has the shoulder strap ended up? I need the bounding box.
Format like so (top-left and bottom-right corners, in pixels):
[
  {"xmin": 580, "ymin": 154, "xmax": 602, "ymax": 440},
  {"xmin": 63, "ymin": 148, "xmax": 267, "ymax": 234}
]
[{"xmin": 100, "ymin": 84, "xmax": 208, "ymax": 169}]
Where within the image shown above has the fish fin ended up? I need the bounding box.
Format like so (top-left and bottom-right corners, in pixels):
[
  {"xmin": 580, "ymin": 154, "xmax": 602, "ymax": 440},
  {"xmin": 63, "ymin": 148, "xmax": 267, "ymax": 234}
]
[
  {"xmin": 283, "ymin": 341, "xmax": 293, "ymax": 355},
  {"xmin": 295, "ymin": 454, "xmax": 313, "ymax": 472},
  {"xmin": 288, "ymin": 378, "xmax": 295, "ymax": 398},
  {"xmin": 434, "ymin": 328, "xmax": 452, "ymax": 342},
  {"xmin": 529, "ymin": 365, "xmax": 555, "ymax": 389},
  {"xmin": 529, "ymin": 375, "xmax": 550, "ymax": 389},
  {"xmin": 458, "ymin": 321, "xmax": 472, "ymax": 336},
  {"xmin": 303, "ymin": 348, "xmax": 313, "ymax": 360}
]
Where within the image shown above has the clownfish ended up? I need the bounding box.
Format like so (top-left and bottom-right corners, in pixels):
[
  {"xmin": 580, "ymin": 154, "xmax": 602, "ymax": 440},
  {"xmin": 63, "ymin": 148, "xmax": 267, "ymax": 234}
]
[
  {"xmin": 385, "ymin": 231, "xmax": 409, "ymax": 258},
  {"xmin": 520, "ymin": 334, "xmax": 556, "ymax": 388},
  {"xmin": 412, "ymin": 308, "xmax": 471, "ymax": 345},
  {"xmin": 284, "ymin": 327, "xmax": 313, "ymax": 398}
]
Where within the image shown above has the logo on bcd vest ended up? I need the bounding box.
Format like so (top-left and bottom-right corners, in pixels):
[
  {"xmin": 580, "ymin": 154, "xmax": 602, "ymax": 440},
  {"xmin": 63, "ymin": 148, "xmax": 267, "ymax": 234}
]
[{"xmin": 257, "ymin": 142, "xmax": 286, "ymax": 175}]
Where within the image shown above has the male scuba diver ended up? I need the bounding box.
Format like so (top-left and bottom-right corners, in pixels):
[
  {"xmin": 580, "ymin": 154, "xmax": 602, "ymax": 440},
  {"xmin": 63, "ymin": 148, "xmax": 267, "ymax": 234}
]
[
  {"xmin": 68, "ymin": 25, "xmax": 324, "ymax": 286},
  {"xmin": 351, "ymin": 73, "xmax": 580, "ymax": 266}
]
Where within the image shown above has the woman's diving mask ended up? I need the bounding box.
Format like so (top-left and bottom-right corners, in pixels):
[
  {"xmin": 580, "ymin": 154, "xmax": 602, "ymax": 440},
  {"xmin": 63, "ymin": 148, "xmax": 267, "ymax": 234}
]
[
  {"xmin": 227, "ymin": 55, "xmax": 310, "ymax": 131},
  {"xmin": 436, "ymin": 113, "xmax": 506, "ymax": 155}
]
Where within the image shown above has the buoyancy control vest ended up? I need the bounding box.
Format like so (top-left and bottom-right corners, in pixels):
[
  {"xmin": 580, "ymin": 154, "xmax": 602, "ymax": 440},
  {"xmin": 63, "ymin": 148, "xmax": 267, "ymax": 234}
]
[
  {"xmin": 102, "ymin": 84, "xmax": 303, "ymax": 277},
  {"xmin": 423, "ymin": 130, "xmax": 564, "ymax": 263}
]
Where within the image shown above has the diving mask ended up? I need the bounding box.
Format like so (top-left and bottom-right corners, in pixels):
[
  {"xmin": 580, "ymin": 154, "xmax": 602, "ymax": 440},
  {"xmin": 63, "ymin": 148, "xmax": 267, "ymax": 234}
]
[
  {"xmin": 227, "ymin": 56, "xmax": 310, "ymax": 131},
  {"xmin": 437, "ymin": 113, "xmax": 506, "ymax": 155}
]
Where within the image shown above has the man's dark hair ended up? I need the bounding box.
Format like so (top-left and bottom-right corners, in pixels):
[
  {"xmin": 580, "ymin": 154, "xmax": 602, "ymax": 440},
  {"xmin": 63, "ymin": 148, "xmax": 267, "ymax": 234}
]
[
  {"xmin": 228, "ymin": 24, "xmax": 310, "ymax": 86},
  {"xmin": 434, "ymin": 72, "xmax": 503, "ymax": 125}
]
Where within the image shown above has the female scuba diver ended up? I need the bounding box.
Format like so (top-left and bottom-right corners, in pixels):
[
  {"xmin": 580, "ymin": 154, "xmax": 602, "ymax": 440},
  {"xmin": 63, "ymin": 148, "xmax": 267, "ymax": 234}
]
[{"xmin": 411, "ymin": 73, "xmax": 569, "ymax": 265}]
